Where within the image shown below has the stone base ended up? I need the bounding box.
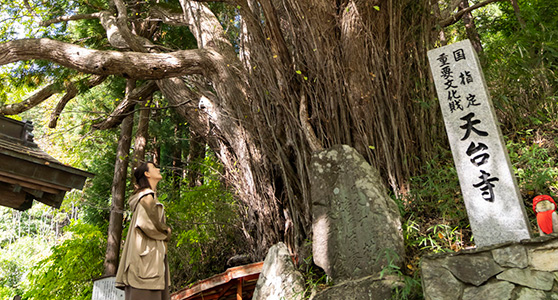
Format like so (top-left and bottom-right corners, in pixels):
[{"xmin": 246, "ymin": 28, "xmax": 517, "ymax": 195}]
[
  {"xmin": 310, "ymin": 275, "xmax": 403, "ymax": 300},
  {"xmin": 421, "ymin": 235, "xmax": 558, "ymax": 300}
]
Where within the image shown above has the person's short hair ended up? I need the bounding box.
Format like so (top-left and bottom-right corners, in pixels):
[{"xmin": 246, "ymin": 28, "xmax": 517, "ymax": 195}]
[{"xmin": 134, "ymin": 161, "xmax": 157, "ymax": 192}]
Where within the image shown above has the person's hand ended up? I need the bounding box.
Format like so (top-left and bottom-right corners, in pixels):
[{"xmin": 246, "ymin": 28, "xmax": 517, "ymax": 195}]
[{"xmin": 164, "ymin": 227, "xmax": 172, "ymax": 242}]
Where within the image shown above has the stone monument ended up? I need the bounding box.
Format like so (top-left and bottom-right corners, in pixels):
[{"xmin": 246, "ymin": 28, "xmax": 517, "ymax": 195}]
[
  {"xmin": 427, "ymin": 39, "xmax": 532, "ymax": 247},
  {"xmin": 92, "ymin": 276, "xmax": 124, "ymax": 300},
  {"xmin": 310, "ymin": 145, "xmax": 404, "ymax": 282}
]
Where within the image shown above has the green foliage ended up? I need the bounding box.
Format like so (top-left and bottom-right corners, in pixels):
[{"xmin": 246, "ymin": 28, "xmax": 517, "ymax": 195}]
[
  {"xmin": 0, "ymin": 203, "xmax": 76, "ymax": 248},
  {"xmin": 17, "ymin": 79, "xmax": 124, "ymax": 230},
  {"xmin": 391, "ymin": 273, "xmax": 423, "ymax": 300},
  {"xmin": 479, "ymin": 0, "xmax": 558, "ymax": 130},
  {"xmin": 0, "ymin": 0, "xmax": 84, "ymax": 91},
  {"xmin": 0, "ymin": 236, "xmax": 50, "ymax": 299},
  {"xmin": 377, "ymin": 249, "xmax": 422, "ymax": 300},
  {"xmin": 404, "ymin": 151, "xmax": 466, "ymax": 224},
  {"xmin": 23, "ymin": 222, "xmax": 105, "ymax": 300},
  {"xmin": 80, "ymin": 146, "xmax": 117, "ymax": 229},
  {"xmin": 161, "ymin": 151, "xmax": 243, "ymax": 287},
  {"xmin": 507, "ymin": 130, "xmax": 558, "ymax": 196},
  {"xmin": 506, "ymin": 129, "xmax": 558, "ymax": 231},
  {"xmin": 158, "ymin": 23, "xmax": 198, "ymax": 50},
  {"xmin": 399, "ymin": 152, "xmax": 471, "ymax": 290},
  {"xmin": 419, "ymin": 224, "xmax": 465, "ymax": 254},
  {"xmin": 207, "ymin": 2, "xmax": 241, "ymax": 48},
  {"xmin": 299, "ymin": 254, "xmax": 329, "ymax": 299}
]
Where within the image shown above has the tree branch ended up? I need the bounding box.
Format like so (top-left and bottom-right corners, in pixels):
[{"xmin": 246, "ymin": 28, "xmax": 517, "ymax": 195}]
[
  {"xmin": 149, "ymin": 6, "xmax": 189, "ymax": 27},
  {"xmin": 112, "ymin": 0, "xmax": 147, "ymax": 52},
  {"xmin": 93, "ymin": 80, "xmax": 159, "ymax": 130},
  {"xmin": 41, "ymin": 11, "xmax": 158, "ymax": 50},
  {"xmin": 0, "ymin": 39, "xmax": 213, "ymax": 79},
  {"xmin": 439, "ymin": 0, "xmax": 504, "ymax": 28},
  {"xmin": 23, "ymin": 0, "xmax": 40, "ymax": 19},
  {"xmin": 90, "ymin": 99, "xmax": 195, "ymax": 129},
  {"xmin": 39, "ymin": 13, "xmax": 103, "ymax": 26},
  {"xmin": 0, "ymin": 83, "xmax": 60, "ymax": 115},
  {"xmin": 48, "ymin": 75, "xmax": 107, "ymax": 128},
  {"xmin": 0, "ymin": 75, "xmax": 107, "ymax": 117}
]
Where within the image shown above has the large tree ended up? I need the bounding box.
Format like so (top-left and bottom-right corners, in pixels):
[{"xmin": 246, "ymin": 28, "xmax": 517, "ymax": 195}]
[{"xmin": 0, "ymin": 0, "xmax": 502, "ymax": 259}]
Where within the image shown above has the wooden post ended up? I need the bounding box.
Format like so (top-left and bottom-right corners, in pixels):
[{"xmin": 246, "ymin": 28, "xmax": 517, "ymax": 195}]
[{"xmin": 236, "ymin": 278, "xmax": 243, "ymax": 300}]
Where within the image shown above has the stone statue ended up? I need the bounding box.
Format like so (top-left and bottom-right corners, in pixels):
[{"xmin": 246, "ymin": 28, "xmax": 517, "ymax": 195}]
[{"xmin": 533, "ymin": 195, "xmax": 558, "ymax": 236}]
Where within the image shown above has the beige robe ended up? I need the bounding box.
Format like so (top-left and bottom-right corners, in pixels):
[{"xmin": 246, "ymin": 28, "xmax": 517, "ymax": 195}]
[{"xmin": 116, "ymin": 189, "xmax": 171, "ymax": 291}]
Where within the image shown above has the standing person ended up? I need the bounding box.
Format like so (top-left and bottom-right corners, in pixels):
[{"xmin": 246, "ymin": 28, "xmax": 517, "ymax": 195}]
[{"xmin": 116, "ymin": 161, "xmax": 172, "ymax": 300}]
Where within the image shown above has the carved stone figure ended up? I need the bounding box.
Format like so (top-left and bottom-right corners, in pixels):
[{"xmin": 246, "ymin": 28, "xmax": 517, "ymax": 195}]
[{"xmin": 533, "ymin": 195, "xmax": 558, "ymax": 236}]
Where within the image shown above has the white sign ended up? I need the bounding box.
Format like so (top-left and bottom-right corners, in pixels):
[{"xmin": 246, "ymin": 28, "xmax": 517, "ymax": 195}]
[
  {"xmin": 92, "ymin": 276, "xmax": 124, "ymax": 300},
  {"xmin": 427, "ymin": 39, "xmax": 532, "ymax": 247}
]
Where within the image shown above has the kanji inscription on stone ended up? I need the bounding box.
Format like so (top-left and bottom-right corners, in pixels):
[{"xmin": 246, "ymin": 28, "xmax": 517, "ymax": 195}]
[
  {"xmin": 92, "ymin": 276, "xmax": 124, "ymax": 300},
  {"xmin": 427, "ymin": 39, "xmax": 531, "ymax": 247}
]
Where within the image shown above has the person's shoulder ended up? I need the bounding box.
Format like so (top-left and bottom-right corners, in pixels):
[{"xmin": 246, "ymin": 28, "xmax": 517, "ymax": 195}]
[
  {"xmin": 137, "ymin": 188, "xmax": 155, "ymax": 198},
  {"xmin": 137, "ymin": 189, "xmax": 156, "ymax": 206}
]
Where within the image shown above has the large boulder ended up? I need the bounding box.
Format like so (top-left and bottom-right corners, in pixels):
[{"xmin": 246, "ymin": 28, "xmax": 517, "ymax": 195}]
[
  {"xmin": 252, "ymin": 243, "xmax": 305, "ymax": 300},
  {"xmin": 310, "ymin": 275, "xmax": 401, "ymax": 300},
  {"xmin": 310, "ymin": 145, "xmax": 404, "ymax": 282}
]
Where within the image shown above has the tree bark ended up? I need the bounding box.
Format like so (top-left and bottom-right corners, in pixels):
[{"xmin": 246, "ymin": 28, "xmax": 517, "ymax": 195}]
[
  {"xmin": 459, "ymin": 0, "xmax": 483, "ymax": 54},
  {"xmin": 0, "ymin": 39, "xmax": 212, "ymax": 79},
  {"xmin": 103, "ymin": 81, "xmax": 135, "ymax": 276},
  {"xmin": 130, "ymin": 98, "xmax": 151, "ymax": 187},
  {"xmin": 171, "ymin": 123, "xmax": 183, "ymax": 196}
]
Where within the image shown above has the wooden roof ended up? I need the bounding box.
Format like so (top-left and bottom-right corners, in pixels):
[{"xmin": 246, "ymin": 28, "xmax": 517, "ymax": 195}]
[
  {"xmin": 171, "ymin": 262, "xmax": 263, "ymax": 300},
  {"xmin": 0, "ymin": 116, "xmax": 94, "ymax": 210}
]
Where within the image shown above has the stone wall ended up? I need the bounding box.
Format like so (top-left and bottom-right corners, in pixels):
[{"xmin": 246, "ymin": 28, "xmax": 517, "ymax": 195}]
[{"xmin": 421, "ymin": 235, "xmax": 558, "ymax": 300}]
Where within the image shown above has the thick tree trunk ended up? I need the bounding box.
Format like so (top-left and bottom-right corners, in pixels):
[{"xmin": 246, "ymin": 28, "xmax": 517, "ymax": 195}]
[
  {"xmin": 103, "ymin": 84, "xmax": 135, "ymax": 276},
  {"xmin": 130, "ymin": 99, "xmax": 151, "ymax": 187},
  {"xmin": 171, "ymin": 124, "xmax": 183, "ymax": 196}
]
